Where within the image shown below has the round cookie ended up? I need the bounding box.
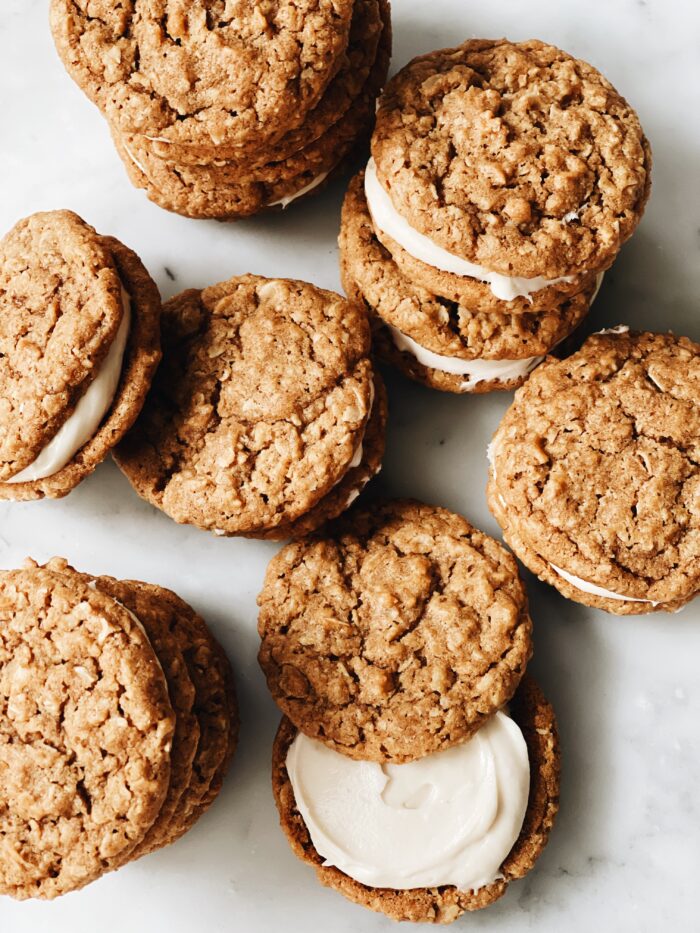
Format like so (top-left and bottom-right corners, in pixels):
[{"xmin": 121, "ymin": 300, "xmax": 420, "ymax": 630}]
[
  {"xmin": 113, "ymin": 13, "xmax": 391, "ymax": 221},
  {"xmin": 0, "ymin": 564, "xmax": 175, "ymax": 899},
  {"xmin": 140, "ymin": 0, "xmax": 387, "ymax": 171},
  {"xmin": 340, "ymin": 171, "xmax": 598, "ymax": 359},
  {"xmin": 49, "ymin": 0, "xmax": 355, "ymax": 152},
  {"xmin": 272, "ymin": 676, "xmax": 560, "ymax": 922},
  {"xmin": 372, "ymin": 39, "xmax": 651, "ymax": 279},
  {"xmin": 487, "ymin": 329, "xmax": 700, "ymax": 614},
  {"xmin": 258, "ymin": 500, "xmax": 533, "ymax": 762},
  {"xmin": 115, "ymin": 275, "xmax": 376, "ymax": 537},
  {"xmin": 258, "ymin": 371, "xmax": 387, "ymax": 540},
  {"xmin": 0, "ymin": 216, "xmax": 161, "ymax": 501}
]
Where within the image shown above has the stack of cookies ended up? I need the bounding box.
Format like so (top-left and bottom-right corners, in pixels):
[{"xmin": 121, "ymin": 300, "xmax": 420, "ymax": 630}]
[
  {"xmin": 0, "ymin": 210, "xmax": 161, "ymax": 501},
  {"xmin": 0, "ymin": 558, "xmax": 238, "ymax": 900},
  {"xmin": 50, "ymin": 0, "xmax": 392, "ymax": 219},
  {"xmin": 115, "ymin": 275, "xmax": 387, "ymax": 539},
  {"xmin": 488, "ymin": 328, "xmax": 700, "ymax": 614},
  {"xmin": 340, "ymin": 39, "xmax": 652, "ymax": 393},
  {"xmin": 257, "ymin": 501, "xmax": 560, "ymax": 923}
]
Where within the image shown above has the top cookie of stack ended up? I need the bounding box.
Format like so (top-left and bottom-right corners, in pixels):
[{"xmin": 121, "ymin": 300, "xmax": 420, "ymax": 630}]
[
  {"xmin": 340, "ymin": 39, "xmax": 651, "ymax": 393},
  {"xmin": 50, "ymin": 0, "xmax": 392, "ymax": 219}
]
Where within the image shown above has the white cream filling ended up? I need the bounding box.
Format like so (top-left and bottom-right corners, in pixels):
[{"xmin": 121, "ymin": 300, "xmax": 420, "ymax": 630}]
[
  {"xmin": 286, "ymin": 710, "xmax": 530, "ymax": 892},
  {"xmin": 388, "ymin": 324, "xmax": 545, "ymax": 390},
  {"xmin": 6, "ymin": 289, "xmax": 131, "ymax": 484},
  {"xmin": 549, "ymin": 563, "xmax": 660, "ymax": 606},
  {"xmin": 269, "ymin": 171, "xmax": 330, "ymax": 209},
  {"xmin": 364, "ymin": 159, "xmax": 577, "ymax": 302}
]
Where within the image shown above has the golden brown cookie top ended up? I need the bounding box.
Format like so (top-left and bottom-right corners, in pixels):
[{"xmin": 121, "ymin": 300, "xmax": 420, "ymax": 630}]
[
  {"xmin": 372, "ymin": 39, "xmax": 651, "ymax": 279},
  {"xmin": 50, "ymin": 0, "xmax": 354, "ymax": 150},
  {"xmin": 0, "ymin": 563, "xmax": 175, "ymax": 899},
  {"xmin": 488, "ymin": 329, "xmax": 700, "ymax": 606},
  {"xmin": 115, "ymin": 274, "xmax": 374, "ymax": 536},
  {"xmin": 257, "ymin": 500, "xmax": 533, "ymax": 763},
  {"xmin": 0, "ymin": 211, "xmax": 125, "ymax": 481}
]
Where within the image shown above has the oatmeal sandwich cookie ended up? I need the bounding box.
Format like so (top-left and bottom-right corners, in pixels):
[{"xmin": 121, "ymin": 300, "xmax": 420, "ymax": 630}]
[
  {"xmin": 0, "ymin": 210, "xmax": 161, "ymax": 500},
  {"xmin": 369, "ymin": 39, "xmax": 651, "ymax": 306},
  {"xmin": 0, "ymin": 558, "xmax": 238, "ymax": 900},
  {"xmin": 258, "ymin": 501, "xmax": 559, "ymax": 920},
  {"xmin": 340, "ymin": 171, "xmax": 602, "ymax": 393},
  {"xmin": 51, "ymin": 0, "xmax": 392, "ymax": 219},
  {"xmin": 487, "ymin": 329, "xmax": 700, "ymax": 614},
  {"xmin": 115, "ymin": 275, "xmax": 386, "ymax": 538}
]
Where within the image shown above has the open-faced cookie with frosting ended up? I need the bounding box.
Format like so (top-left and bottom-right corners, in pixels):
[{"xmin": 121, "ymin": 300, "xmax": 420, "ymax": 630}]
[
  {"xmin": 487, "ymin": 328, "xmax": 700, "ymax": 614},
  {"xmin": 0, "ymin": 210, "xmax": 161, "ymax": 500},
  {"xmin": 0, "ymin": 558, "xmax": 238, "ymax": 900},
  {"xmin": 115, "ymin": 274, "xmax": 386, "ymax": 539},
  {"xmin": 258, "ymin": 500, "xmax": 560, "ymax": 921}
]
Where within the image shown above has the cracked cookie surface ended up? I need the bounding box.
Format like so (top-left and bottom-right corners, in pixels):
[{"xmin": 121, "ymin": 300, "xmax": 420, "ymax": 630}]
[
  {"xmin": 115, "ymin": 274, "xmax": 374, "ymax": 536},
  {"xmin": 50, "ymin": 0, "xmax": 354, "ymax": 151},
  {"xmin": 0, "ymin": 565, "xmax": 175, "ymax": 899},
  {"xmin": 340, "ymin": 171, "xmax": 596, "ymax": 360},
  {"xmin": 272, "ymin": 676, "xmax": 560, "ymax": 922},
  {"xmin": 487, "ymin": 330, "xmax": 700, "ymax": 612},
  {"xmin": 372, "ymin": 39, "xmax": 651, "ymax": 278},
  {"xmin": 0, "ymin": 211, "xmax": 124, "ymax": 482},
  {"xmin": 258, "ymin": 500, "xmax": 533, "ymax": 762}
]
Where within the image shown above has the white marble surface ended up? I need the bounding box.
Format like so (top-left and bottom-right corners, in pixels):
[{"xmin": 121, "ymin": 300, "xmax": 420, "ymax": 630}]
[{"xmin": 1, "ymin": 1, "xmax": 699, "ymax": 930}]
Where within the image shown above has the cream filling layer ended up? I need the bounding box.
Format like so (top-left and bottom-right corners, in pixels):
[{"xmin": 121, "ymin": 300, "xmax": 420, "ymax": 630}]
[
  {"xmin": 269, "ymin": 171, "xmax": 330, "ymax": 209},
  {"xmin": 549, "ymin": 563, "xmax": 660, "ymax": 606},
  {"xmin": 365, "ymin": 159, "xmax": 577, "ymax": 302},
  {"xmin": 6, "ymin": 289, "xmax": 131, "ymax": 484},
  {"xmin": 389, "ymin": 273, "xmax": 604, "ymax": 390},
  {"xmin": 286, "ymin": 711, "xmax": 530, "ymax": 891}
]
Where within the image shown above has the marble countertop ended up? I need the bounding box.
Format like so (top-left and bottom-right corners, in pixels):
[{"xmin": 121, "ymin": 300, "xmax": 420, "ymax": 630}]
[{"xmin": 1, "ymin": 1, "xmax": 698, "ymax": 930}]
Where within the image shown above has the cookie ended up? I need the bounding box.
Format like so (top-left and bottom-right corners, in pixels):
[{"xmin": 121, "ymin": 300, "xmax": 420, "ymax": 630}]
[
  {"xmin": 112, "ymin": 5, "xmax": 391, "ymax": 220},
  {"xmin": 49, "ymin": 0, "xmax": 355, "ymax": 152},
  {"xmin": 0, "ymin": 212, "xmax": 161, "ymax": 501},
  {"xmin": 258, "ymin": 370, "xmax": 387, "ymax": 540},
  {"xmin": 340, "ymin": 171, "xmax": 600, "ymax": 393},
  {"xmin": 139, "ymin": 0, "xmax": 387, "ymax": 171},
  {"xmin": 258, "ymin": 500, "xmax": 533, "ymax": 762},
  {"xmin": 115, "ymin": 275, "xmax": 381, "ymax": 538},
  {"xmin": 371, "ymin": 39, "xmax": 651, "ymax": 280},
  {"xmin": 487, "ymin": 329, "xmax": 700, "ymax": 614},
  {"xmin": 0, "ymin": 564, "xmax": 175, "ymax": 899},
  {"xmin": 272, "ymin": 675, "xmax": 560, "ymax": 923}
]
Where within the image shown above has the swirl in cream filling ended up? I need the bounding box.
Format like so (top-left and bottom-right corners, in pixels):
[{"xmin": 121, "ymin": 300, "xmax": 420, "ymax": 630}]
[
  {"xmin": 364, "ymin": 159, "xmax": 578, "ymax": 302},
  {"xmin": 6, "ymin": 289, "xmax": 131, "ymax": 484},
  {"xmin": 286, "ymin": 710, "xmax": 530, "ymax": 891}
]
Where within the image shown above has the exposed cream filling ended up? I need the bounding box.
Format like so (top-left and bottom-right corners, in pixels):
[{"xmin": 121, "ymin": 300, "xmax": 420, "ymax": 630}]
[
  {"xmin": 269, "ymin": 171, "xmax": 330, "ymax": 209},
  {"xmin": 6, "ymin": 289, "xmax": 131, "ymax": 484},
  {"xmin": 286, "ymin": 710, "xmax": 530, "ymax": 891},
  {"xmin": 365, "ymin": 159, "xmax": 578, "ymax": 302}
]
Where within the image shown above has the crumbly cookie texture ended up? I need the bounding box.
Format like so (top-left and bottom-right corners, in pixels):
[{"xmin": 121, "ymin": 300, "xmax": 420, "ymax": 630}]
[
  {"xmin": 0, "ymin": 232, "xmax": 161, "ymax": 501},
  {"xmin": 340, "ymin": 171, "xmax": 596, "ymax": 360},
  {"xmin": 113, "ymin": 8, "xmax": 391, "ymax": 221},
  {"xmin": 372, "ymin": 39, "xmax": 651, "ymax": 278},
  {"xmin": 116, "ymin": 275, "xmax": 375, "ymax": 536},
  {"xmin": 258, "ymin": 500, "xmax": 532, "ymax": 762},
  {"xmin": 0, "ymin": 565, "xmax": 175, "ymax": 899},
  {"xmin": 257, "ymin": 372, "xmax": 387, "ymax": 541},
  {"xmin": 49, "ymin": 0, "xmax": 354, "ymax": 151},
  {"xmin": 272, "ymin": 676, "xmax": 560, "ymax": 923},
  {"xmin": 487, "ymin": 330, "xmax": 700, "ymax": 613},
  {"xmin": 139, "ymin": 0, "xmax": 387, "ymax": 170},
  {"xmin": 0, "ymin": 211, "xmax": 124, "ymax": 480}
]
